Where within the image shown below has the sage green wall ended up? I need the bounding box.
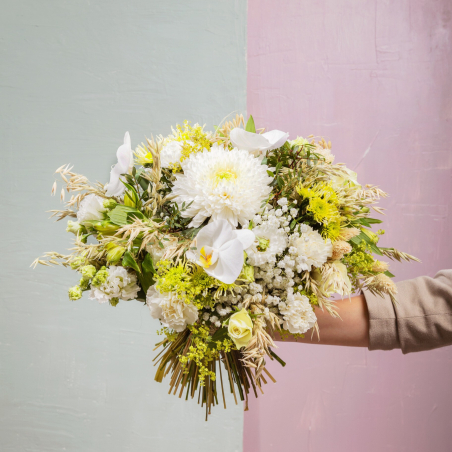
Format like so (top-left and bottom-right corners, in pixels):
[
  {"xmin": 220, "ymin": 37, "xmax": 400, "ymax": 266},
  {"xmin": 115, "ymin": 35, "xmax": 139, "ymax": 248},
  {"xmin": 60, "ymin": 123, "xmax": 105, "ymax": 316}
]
[{"xmin": 0, "ymin": 1, "xmax": 246, "ymax": 451}]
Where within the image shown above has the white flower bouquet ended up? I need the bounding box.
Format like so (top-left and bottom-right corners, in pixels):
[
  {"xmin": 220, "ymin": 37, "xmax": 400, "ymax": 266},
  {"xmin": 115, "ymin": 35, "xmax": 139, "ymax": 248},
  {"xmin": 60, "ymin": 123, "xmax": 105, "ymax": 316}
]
[{"xmin": 34, "ymin": 115, "xmax": 417, "ymax": 419}]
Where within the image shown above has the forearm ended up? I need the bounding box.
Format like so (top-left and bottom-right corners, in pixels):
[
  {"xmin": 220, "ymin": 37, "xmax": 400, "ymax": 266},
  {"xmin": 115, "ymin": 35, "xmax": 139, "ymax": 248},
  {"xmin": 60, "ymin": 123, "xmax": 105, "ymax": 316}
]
[{"xmin": 275, "ymin": 294, "xmax": 369, "ymax": 347}]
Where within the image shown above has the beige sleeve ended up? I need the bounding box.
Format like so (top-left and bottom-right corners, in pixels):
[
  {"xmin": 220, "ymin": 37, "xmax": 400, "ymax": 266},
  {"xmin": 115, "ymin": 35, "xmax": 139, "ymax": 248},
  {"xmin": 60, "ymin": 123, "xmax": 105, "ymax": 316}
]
[{"xmin": 364, "ymin": 270, "xmax": 452, "ymax": 354}]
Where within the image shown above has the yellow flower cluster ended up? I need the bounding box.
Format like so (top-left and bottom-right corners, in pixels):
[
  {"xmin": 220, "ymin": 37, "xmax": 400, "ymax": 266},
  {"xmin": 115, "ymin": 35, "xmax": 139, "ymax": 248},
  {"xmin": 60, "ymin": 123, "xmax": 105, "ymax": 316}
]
[
  {"xmin": 297, "ymin": 182, "xmax": 342, "ymax": 240},
  {"xmin": 155, "ymin": 260, "xmax": 235, "ymax": 309},
  {"xmin": 178, "ymin": 324, "xmax": 235, "ymax": 386},
  {"xmin": 168, "ymin": 121, "xmax": 212, "ymax": 162}
]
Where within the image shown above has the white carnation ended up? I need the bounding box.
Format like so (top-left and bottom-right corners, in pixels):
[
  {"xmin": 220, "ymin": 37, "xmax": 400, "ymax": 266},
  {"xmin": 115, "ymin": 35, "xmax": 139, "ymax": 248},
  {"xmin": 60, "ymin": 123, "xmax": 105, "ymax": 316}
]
[
  {"xmin": 171, "ymin": 143, "xmax": 273, "ymax": 227},
  {"xmin": 89, "ymin": 266, "xmax": 140, "ymax": 303},
  {"xmin": 279, "ymin": 292, "xmax": 316, "ymax": 334},
  {"xmin": 146, "ymin": 286, "xmax": 198, "ymax": 332},
  {"xmin": 248, "ymin": 222, "xmax": 288, "ymax": 267},
  {"xmin": 77, "ymin": 194, "xmax": 106, "ymax": 224},
  {"xmin": 293, "ymin": 224, "xmax": 332, "ymax": 271},
  {"xmin": 145, "ymin": 236, "xmax": 179, "ymax": 264},
  {"xmin": 160, "ymin": 141, "xmax": 183, "ymax": 169}
]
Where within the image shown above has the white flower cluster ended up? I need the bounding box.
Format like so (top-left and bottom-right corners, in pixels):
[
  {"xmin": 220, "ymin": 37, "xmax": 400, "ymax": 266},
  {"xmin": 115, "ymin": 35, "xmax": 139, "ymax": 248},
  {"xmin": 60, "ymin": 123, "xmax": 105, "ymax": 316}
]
[
  {"xmin": 89, "ymin": 266, "xmax": 140, "ymax": 304},
  {"xmin": 278, "ymin": 290, "xmax": 317, "ymax": 334},
  {"xmin": 289, "ymin": 224, "xmax": 333, "ymax": 272},
  {"xmin": 195, "ymin": 197, "xmax": 332, "ymax": 334},
  {"xmin": 146, "ymin": 287, "xmax": 198, "ymax": 332}
]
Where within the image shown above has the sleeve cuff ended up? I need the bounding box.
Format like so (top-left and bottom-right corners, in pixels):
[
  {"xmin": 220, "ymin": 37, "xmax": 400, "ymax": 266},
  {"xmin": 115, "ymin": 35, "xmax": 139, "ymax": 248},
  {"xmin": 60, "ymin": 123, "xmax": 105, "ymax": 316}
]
[{"xmin": 363, "ymin": 290, "xmax": 401, "ymax": 351}]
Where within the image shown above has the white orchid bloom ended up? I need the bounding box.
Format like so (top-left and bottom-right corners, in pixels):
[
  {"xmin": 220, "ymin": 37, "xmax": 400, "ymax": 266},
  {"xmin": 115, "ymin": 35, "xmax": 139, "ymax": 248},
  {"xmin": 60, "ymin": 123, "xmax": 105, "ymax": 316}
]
[
  {"xmin": 230, "ymin": 128, "xmax": 289, "ymax": 156},
  {"xmin": 187, "ymin": 219, "xmax": 255, "ymax": 284},
  {"xmin": 105, "ymin": 132, "xmax": 134, "ymax": 197}
]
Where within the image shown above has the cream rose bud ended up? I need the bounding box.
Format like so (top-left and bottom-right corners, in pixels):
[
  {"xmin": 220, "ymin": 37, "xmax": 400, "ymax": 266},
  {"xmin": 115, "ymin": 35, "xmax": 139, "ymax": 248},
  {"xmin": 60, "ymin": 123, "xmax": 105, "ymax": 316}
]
[{"xmin": 228, "ymin": 308, "xmax": 253, "ymax": 349}]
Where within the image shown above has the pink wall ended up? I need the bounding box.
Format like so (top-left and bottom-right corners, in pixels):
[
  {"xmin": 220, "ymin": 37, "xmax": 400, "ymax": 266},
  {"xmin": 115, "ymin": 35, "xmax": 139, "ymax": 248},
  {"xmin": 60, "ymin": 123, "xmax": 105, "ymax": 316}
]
[{"xmin": 245, "ymin": 1, "xmax": 452, "ymax": 451}]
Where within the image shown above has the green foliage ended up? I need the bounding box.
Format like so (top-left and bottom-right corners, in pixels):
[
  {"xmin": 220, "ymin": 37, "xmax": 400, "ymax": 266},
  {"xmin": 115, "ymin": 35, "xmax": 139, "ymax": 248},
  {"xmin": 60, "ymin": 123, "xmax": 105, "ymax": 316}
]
[
  {"xmin": 122, "ymin": 251, "xmax": 141, "ymax": 274},
  {"xmin": 245, "ymin": 115, "xmax": 256, "ymax": 133},
  {"xmin": 108, "ymin": 205, "xmax": 145, "ymax": 226}
]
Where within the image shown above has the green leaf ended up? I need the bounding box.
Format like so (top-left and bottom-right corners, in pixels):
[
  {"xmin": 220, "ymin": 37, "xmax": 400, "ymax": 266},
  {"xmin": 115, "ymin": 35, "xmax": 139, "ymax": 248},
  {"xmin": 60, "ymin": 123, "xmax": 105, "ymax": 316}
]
[
  {"xmin": 350, "ymin": 234, "xmax": 364, "ymax": 246},
  {"xmin": 142, "ymin": 252, "xmax": 155, "ymax": 275},
  {"xmin": 267, "ymin": 170, "xmax": 274, "ymax": 177},
  {"xmin": 366, "ymin": 218, "xmax": 383, "ymax": 224},
  {"xmin": 181, "ymin": 226, "xmax": 202, "ymax": 239},
  {"xmin": 208, "ymin": 327, "xmax": 229, "ymax": 348},
  {"xmin": 369, "ymin": 243, "xmax": 383, "ymax": 256},
  {"xmin": 138, "ymin": 176, "xmax": 150, "ymax": 192},
  {"xmin": 122, "ymin": 251, "xmax": 141, "ymax": 274},
  {"xmin": 384, "ymin": 270, "xmax": 395, "ymax": 278},
  {"xmin": 108, "ymin": 205, "xmax": 145, "ymax": 226},
  {"xmin": 139, "ymin": 253, "xmax": 155, "ymax": 294},
  {"xmin": 245, "ymin": 115, "xmax": 256, "ymax": 133},
  {"xmin": 275, "ymin": 162, "xmax": 282, "ymax": 174}
]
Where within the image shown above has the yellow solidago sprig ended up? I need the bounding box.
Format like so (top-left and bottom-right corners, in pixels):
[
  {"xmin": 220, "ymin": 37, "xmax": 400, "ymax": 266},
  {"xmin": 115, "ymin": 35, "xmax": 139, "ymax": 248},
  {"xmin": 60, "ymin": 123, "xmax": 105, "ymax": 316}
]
[
  {"xmin": 167, "ymin": 121, "xmax": 212, "ymax": 163},
  {"xmin": 178, "ymin": 324, "xmax": 235, "ymax": 386},
  {"xmin": 155, "ymin": 260, "xmax": 235, "ymax": 309}
]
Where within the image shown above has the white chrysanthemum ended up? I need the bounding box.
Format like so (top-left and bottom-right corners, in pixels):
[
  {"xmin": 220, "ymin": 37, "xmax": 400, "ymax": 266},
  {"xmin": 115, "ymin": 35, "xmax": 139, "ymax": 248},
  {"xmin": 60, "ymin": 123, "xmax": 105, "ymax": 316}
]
[
  {"xmin": 171, "ymin": 144, "xmax": 273, "ymax": 227},
  {"xmin": 146, "ymin": 286, "xmax": 198, "ymax": 332},
  {"xmin": 248, "ymin": 222, "xmax": 288, "ymax": 267},
  {"xmin": 89, "ymin": 266, "xmax": 140, "ymax": 303},
  {"xmin": 160, "ymin": 141, "xmax": 183, "ymax": 169},
  {"xmin": 293, "ymin": 224, "xmax": 332, "ymax": 271},
  {"xmin": 279, "ymin": 292, "xmax": 316, "ymax": 334},
  {"xmin": 77, "ymin": 194, "xmax": 106, "ymax": 224}
]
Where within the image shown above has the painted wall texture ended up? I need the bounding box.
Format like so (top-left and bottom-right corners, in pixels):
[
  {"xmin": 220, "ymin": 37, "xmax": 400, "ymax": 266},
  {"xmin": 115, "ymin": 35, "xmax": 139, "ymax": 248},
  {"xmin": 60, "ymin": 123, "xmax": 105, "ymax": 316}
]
[
  {"xmin": 0, "ymin": 1, "xmax": 246, "ymax": 451},
  {"xmin": 245, "ymin": 0, "xmax": 452, "ymax": 451}
]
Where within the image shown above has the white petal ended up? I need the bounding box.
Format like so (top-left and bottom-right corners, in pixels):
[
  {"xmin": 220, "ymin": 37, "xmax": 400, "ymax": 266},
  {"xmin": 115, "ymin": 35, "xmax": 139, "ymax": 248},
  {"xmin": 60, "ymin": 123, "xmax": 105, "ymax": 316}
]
[
  {"xmin": 186, "ymin": 250, "xmax": 197, "ymax": 262},
  {"xmin": 105, "ymin": 132, "xmax": 133, "ymax": 197},
  {"xmin": 116, "ymin": 132, "xmax": 132, "ymax": 169},
  {"xmin": 196, "ymin": 219, "xmax": 235, "ymax": 250},
  {"xmin": 262, "ymin": 130, "xmax": 289, "ymax": 151},
  {"xmin": 206, "ymin": 239, "xmax": 244, "ymax": 284},
  {"xmin": 230, "ymin": 128, "xmax": 270, "ymax": 152},
  {"xmin": 234, "ymin": 229, "xmax": 255, "ymax": 250}
]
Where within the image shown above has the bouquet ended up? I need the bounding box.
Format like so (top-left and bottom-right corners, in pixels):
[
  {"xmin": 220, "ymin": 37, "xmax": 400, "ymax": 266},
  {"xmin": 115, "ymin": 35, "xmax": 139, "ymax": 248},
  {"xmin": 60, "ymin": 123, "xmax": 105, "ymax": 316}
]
[{"xmin": 33, "ymin": 114, "xmax": 417, "ymax": 419}]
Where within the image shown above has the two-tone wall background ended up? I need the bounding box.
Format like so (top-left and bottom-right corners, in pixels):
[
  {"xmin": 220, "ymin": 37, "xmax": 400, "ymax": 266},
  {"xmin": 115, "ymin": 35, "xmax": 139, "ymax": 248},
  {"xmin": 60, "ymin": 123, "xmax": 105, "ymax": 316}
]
[{"xmin": 1, "ymin": 1, "xmax": 451, "ymax": 451}]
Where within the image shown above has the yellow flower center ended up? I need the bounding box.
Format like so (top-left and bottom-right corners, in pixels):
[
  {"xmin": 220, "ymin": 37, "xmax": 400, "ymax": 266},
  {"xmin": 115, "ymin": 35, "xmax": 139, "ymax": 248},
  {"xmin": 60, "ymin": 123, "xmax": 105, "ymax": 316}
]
[
  {"xmin": 213, "ymin": 169, "xmax": 237, "ymax": 186},
  {"xmin": 198, "ymin": 247, "xmax": 213, "ymax": 268}
]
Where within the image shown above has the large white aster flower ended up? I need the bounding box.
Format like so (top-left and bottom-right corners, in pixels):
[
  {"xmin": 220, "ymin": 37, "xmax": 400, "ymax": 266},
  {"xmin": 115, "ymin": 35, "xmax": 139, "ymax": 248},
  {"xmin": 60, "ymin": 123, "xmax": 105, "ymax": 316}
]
[
  {"xmin": 146, "ymin": 286, "xmax": 198, "ymax": 332},
  {"xmin": 279, "ymin": 292, "xmax": 316, "ymax": 334},
  {"xmin": 293, "ymin": 224, "xmax": 332, "ymax": 271},
  {"xmin": 172, "ymin": 143, "xmax": 273, "ymax": 227},
  {"xmin": 105, "ymin": 132, "xmax": 134, "ymax": 197},
  {"xmin": 247, "ymin": 222, "xmax": 288, "ymax": 267},
  {"xmin": 230, "ymin": 128, "xmax": 289, "ymax": 157},
  {"xmin": 186, "ymin": 219, "xmax": 255, "ymax": 284},
  {"xmin": 89, "ymin": 266, "xmax": 140, "ymax": 303},
  {"xmin": 77, "ymin": 194, "xmax": 106, "ymax": 224}
]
